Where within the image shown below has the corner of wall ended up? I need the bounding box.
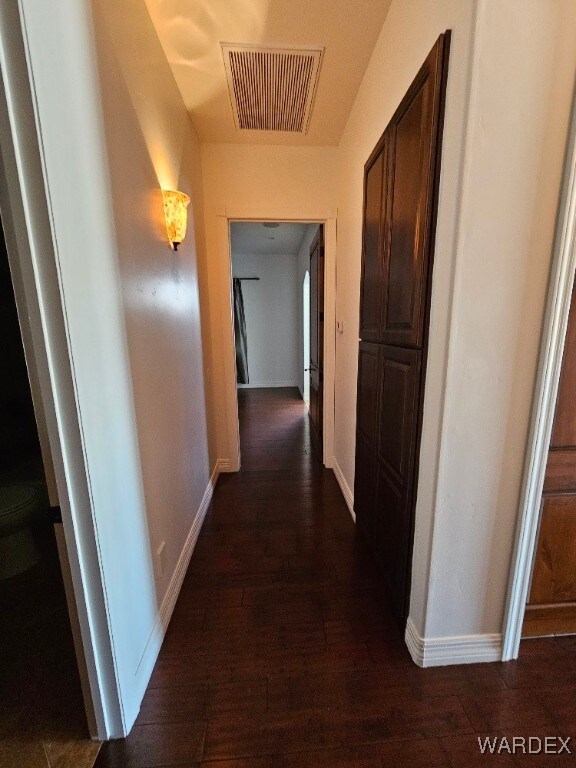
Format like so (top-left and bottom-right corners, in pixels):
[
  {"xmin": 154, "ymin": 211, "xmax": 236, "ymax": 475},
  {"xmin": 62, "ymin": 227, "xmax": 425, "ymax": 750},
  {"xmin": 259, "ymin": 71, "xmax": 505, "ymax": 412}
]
[{"xmin": 405, "ymin": 617, "xmax": 502, "ymax": 668}]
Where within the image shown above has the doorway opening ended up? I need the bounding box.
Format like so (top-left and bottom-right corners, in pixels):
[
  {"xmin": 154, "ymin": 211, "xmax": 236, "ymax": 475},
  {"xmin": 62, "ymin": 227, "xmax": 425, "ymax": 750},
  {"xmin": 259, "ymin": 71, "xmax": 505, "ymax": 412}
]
[
  {"xmin": 0, "ymin": 214, "xmax": 97, "ymax": 763},
  {"xmin": 229, "ymin": 220, "xmax": 328, "ymax": 469}
]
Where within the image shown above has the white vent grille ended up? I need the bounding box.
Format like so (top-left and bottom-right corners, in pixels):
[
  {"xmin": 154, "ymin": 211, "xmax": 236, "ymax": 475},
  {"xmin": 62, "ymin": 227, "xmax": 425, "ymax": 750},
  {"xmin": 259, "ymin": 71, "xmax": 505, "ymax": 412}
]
[{"xmin": 222, "ymin": 44, "xmax": 323, "ymax": 133}]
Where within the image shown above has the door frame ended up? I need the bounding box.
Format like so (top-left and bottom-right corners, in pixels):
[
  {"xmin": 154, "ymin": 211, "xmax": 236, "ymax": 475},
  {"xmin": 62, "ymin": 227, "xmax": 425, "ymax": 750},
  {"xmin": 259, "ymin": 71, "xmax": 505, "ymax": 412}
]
[
  {"xmin": 502, "ymin": 94, "xmax": 576, "ymax": 659},
  {"xmin": 218, "ymin": 212, "xmax": 336, "ymax": 469},
  {"xmin": 307, "ymin": 226, "xmax": 325, "ymax": 460},
  {"xmin": 0, "ymin": 4, "xmax": 121, "ymax": 738}
]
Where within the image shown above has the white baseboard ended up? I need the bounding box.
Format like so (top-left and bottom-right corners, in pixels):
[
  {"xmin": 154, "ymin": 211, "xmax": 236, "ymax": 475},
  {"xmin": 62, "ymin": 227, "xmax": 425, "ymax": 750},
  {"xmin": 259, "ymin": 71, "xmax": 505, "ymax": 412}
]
[
  {"xmin": 130, "ymin": 466, "xmax": 219, "ymax": 727},
  {"xmin": 237, "ymin": 381, "xmax": 299, "ymax": 389},
  {"xmin": 156, "ymin": 479, "xmax": 214, "ymax": 634},
  {"xmin": 332, "ymin": 458, "xmax": 355, "ymax": 522},
  {"xmin": 210, "ymin": 461, "xmax": 221, "ymax": 485},
  {"xmin": 405, "ymin": 617, "xmax": 503, "ymax": 667},
  {"xmin": 216, "ymin": 458, "xmax": 233, "ymax": 473}
]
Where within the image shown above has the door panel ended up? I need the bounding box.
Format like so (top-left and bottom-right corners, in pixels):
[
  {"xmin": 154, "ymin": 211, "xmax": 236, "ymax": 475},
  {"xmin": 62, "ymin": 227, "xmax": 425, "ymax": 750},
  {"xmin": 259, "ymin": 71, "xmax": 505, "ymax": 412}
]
[
  {"xmin": 529, "ymin": 496, "xmax": 576, "ymax": 605},
  {"xmin": 524, "ymin": 283, "xmax": 576, "ymax": 637},
  {"xmin": 375, "ymin": 465, "xmax": 407, "ymax": 617},
  {"xmin": 381, "ymin": 41, "xmax": 445, "ymax": 347},
  {"xmin": 356, "ymin": 342, "xmax": 379, "ymax": 444},
  {"xmin": 309, "ymin": 227, "xmax": 324, "ymax": 460},
  {"xmin": 354, "ymin": 432, "xmax": 376, "ymax": 540},
  {"xmin": 384, "ymin": 92, "xmax": 426, "ymax": 337},
  {"xmin": 377, "ymin": 346, "xmax": 420, "ymax": 483},
  {"xmin": 354, "ymin": 342, "xmax": 379, "ymax": 537},
  {"xmin": 543, "ymin": 451, "xmax": 576, "ymax": 494},
  {"xmin": 551, "ymin": 284, "xmax": 576, "ymax": 445},
  {"xmin": 359, "ymin": 148, "xmax": 386, "ymax": 341},
  {"xmin": 375, "ymin": 346, "xmax": 421, "ymax": 618}
]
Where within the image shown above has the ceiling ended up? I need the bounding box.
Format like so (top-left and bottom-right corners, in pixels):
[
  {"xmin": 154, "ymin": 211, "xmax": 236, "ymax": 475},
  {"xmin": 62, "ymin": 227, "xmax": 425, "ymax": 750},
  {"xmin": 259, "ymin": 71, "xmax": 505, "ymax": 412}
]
[
  {"xmin": 143, "ymin": 0, "xmax": 392, "ymax": 146},
  {"xmin": 231, "ymin": 222, "xmax": 314, "ymax": 256}
]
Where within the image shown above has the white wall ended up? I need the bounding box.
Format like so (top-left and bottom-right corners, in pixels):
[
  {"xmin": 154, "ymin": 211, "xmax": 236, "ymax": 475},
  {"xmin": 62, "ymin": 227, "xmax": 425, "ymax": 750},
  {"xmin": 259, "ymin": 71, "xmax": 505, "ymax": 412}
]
[
  {"xmin": 91, "ymin": 0, "xmax": 212, "ymax": 718},
  {"xmin": 232, "ymin": 253, "xmax": 299, "ymax": 388},
  {"xmin": 201, "ymin": 144, "xmax": 338, "ymax": 465},
  {"xmin": 334, "ymin": 0, "xmax": 576, "ymax": 648},
  {"xmin": 14, "ymin": 0, "xmax": 213, "ymax": 734},
  {"xmin": 0, "ymin": 2, "xmax": 122, "ymax": 735}
]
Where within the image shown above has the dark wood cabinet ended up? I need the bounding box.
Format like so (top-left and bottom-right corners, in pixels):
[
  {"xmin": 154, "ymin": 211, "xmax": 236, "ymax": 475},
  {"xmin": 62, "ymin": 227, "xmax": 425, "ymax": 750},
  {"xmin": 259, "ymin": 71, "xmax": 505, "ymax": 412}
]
[{"xmin": 354, "ymin": 33, "xmax": 450, "ymax": 622}]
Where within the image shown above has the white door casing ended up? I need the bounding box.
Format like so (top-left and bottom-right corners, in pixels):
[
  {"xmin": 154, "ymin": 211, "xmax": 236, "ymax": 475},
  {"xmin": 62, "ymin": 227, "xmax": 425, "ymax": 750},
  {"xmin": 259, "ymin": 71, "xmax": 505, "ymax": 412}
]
[{"xmin": 502, "ymin": 94, "xmax": 576, "ymax": 660}]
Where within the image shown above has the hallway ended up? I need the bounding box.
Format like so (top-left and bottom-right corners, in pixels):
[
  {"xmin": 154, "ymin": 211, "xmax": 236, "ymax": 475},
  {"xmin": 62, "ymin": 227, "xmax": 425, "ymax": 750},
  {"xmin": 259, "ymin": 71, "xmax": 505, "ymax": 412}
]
[{"xmin": 95, "ymin": 389, "xmax": 576, "ymax": 767}]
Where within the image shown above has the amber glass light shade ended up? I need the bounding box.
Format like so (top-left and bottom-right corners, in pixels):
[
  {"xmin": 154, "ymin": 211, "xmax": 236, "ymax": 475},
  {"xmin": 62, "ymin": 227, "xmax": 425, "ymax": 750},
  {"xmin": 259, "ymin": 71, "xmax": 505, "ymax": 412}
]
[{"xmin": 162, "ymin": 189, "xmax": 190, "ymax": 251}]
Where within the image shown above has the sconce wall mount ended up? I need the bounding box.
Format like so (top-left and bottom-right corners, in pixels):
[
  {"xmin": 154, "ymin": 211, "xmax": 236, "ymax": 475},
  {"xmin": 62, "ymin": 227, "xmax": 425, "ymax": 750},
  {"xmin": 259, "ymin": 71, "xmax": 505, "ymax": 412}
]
[{"xmin": 162, "ymin": 189, "xmax": 190, "ymax": 251}]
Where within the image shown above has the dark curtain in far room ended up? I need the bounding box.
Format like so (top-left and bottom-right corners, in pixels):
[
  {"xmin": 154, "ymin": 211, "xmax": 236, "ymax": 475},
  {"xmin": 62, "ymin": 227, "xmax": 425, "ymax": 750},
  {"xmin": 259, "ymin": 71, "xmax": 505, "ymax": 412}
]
[{"xmin": 233, "ymin": 278, "xmax": 249, "ymax": 385}]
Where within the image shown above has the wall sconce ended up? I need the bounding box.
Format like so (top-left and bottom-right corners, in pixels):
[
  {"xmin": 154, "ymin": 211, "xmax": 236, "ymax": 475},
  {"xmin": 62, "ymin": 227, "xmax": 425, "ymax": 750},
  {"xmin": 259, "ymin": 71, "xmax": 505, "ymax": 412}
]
[{"xmin": 162, "ymin": 189, "xmax": 190, "ymax": 251}]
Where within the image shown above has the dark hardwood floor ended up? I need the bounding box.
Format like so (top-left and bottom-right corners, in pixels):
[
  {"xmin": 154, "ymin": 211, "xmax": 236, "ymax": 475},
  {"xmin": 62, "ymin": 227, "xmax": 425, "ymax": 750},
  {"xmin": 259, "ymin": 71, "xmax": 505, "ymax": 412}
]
[{"xmin": 96, "ymin": 388, "xmax": 576, "ymax": 767}]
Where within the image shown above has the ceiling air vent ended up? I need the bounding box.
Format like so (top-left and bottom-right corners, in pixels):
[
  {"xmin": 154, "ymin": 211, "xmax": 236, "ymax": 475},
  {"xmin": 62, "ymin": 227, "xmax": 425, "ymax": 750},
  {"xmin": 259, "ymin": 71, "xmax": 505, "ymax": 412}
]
[{"xmin": 222, "ymin": 44, "xmax": 323, "ymax": 134}]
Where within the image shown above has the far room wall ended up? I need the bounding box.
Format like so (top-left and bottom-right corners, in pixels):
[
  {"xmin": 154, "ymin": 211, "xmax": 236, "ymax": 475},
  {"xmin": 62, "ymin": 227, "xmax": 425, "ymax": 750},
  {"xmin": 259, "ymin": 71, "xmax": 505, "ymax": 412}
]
[{"xmin": 232, "ymin": 252, "xmax": 299, "ymax": 388}]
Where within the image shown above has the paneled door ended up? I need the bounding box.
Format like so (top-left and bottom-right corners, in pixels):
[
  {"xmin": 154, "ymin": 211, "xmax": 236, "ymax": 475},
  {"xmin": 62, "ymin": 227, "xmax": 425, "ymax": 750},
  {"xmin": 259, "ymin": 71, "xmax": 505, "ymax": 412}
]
[
  {"xmin": 380, "ymin": 35, "xmax": 448, "ymax": 348},
  {"xmin": 309, "ymin": 227, "xmax": 324, "ymax": 461},
  {"xmin": 523, "ymin": 284, "xmax": 576, "ymax": 636},
  {"xmin": 354, "ymin": 32, "xmax": 450, "ymax": 623}
]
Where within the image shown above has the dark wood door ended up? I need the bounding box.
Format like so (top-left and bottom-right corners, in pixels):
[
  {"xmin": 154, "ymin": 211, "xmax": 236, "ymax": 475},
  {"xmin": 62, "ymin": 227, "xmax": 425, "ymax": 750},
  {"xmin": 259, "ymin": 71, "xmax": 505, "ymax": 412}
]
[
  {"xmin": 309, "ymin": 227, "xmax": 324, "ymax": 460},
  {"xmin": 524, "ymin": 284, "xmax": 576, "ymax": 636},
  {"xmin": 353, "ymin": 32, "xmax": 450, "ymax": 623}
]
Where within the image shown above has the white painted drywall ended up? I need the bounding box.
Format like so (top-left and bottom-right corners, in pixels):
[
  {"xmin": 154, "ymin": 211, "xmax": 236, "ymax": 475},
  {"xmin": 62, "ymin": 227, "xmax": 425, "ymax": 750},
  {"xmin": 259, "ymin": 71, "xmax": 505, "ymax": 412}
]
[
  {"xmin": 232, "ymin": 253, "xmax": 299, "ymax": 388},
  {"xmin": 17, "ymin": 0, "xmax": 212, "ymax": 733},
  {"xmin": 334, "ymin": 0, "xmax": 576, "ymax": 645},
  {"xmin": 91, "ymin": 0, "xmax": 212, "ymax": 721}
]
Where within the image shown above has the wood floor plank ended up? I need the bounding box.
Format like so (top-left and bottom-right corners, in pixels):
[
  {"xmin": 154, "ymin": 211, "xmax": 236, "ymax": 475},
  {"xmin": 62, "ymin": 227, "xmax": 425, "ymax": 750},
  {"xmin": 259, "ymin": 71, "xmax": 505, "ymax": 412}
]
[
  {"xmin": 201, "ymin": 744, "xmax": 382, "ymax": 767},
  {"xmin": 95, "ymin": 722, "xmax": 206, "ymax": 767},
  {"xmin": 203, "ymin": 696, "xmax": 471, "ymax": 761}
]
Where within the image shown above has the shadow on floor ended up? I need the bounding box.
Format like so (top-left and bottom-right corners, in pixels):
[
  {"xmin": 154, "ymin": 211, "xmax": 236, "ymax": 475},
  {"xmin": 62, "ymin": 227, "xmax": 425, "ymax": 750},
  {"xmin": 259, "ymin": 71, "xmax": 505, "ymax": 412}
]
[{"xmin": 0, "ymin": 513, "xmax": 99, "ymax": 768}]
